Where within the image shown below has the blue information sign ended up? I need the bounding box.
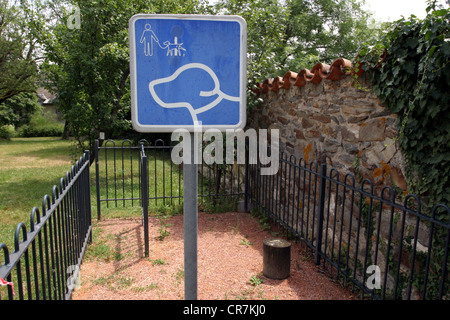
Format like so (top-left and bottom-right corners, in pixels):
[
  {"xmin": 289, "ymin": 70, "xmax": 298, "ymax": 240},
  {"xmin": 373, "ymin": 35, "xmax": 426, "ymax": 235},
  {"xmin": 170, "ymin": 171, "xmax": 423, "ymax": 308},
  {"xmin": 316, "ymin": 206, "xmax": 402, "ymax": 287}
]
[{"xmin": 129, "ymin": 14, "xmax": 247, "ymax": 132}]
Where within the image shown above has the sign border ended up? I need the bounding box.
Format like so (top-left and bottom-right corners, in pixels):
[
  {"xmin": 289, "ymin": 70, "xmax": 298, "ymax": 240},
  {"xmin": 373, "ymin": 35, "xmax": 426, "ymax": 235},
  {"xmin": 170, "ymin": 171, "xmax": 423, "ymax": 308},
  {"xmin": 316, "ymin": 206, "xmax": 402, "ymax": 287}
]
[{"xmin": 129, "ymin": 14, "xmax": 247, "ymax": 133}]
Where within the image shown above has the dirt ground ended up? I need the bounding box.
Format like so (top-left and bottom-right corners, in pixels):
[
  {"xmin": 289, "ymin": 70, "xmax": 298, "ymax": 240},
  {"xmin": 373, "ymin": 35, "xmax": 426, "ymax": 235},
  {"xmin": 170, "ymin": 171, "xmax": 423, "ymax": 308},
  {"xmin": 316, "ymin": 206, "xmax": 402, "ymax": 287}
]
[{"xmin": 71, "ymin": 211, "xmax": 356, "ymax": 300}]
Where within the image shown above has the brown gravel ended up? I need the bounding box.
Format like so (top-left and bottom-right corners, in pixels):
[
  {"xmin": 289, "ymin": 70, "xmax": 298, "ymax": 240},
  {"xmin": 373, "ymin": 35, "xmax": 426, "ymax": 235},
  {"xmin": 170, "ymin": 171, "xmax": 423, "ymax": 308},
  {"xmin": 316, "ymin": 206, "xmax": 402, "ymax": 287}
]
[{"xmin": 71, "ymin": 211, "xmax": 355, "ymax": 300}]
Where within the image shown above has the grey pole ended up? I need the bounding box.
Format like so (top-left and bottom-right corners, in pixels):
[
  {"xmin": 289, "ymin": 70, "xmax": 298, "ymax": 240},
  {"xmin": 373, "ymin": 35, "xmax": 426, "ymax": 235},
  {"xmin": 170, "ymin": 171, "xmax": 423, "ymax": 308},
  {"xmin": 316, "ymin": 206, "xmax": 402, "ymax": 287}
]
[{"xmin": 184, "ymin": 132, "xmax": 198, "ymax": 300}]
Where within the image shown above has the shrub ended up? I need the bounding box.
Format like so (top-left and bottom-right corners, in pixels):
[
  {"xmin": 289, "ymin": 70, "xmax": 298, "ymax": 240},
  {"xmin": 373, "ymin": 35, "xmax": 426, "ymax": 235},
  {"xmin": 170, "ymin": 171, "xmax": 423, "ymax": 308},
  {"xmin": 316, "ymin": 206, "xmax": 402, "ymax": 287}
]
[
  {"xmin": 0, "ymin": 124, "xmax": 15, "ymax": 140},
  {"xmin": 18, "ymin": 110, "xmax": 64, "ymax": 137}
]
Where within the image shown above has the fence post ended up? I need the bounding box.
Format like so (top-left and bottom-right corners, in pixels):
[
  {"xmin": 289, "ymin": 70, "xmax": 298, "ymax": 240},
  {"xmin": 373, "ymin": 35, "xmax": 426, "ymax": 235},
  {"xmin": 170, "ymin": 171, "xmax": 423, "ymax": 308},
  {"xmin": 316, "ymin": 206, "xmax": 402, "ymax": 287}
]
[
  {"xmin": 85, "ymin": 150, "xmax": 93, "ymax": 244},
  {"xmin": 244, "ymin": 140, "xmax": 249, "ymax": 212},
  {"xmin": 141, "ymin": 146, "xmax": 149, "ymax": 257},
  {"xmin": 184, "ymin": 132, "xmax": 198, "ymax": 300},
  {"xmin": 95, "ymin": 140, "xmax": 101, "ymax": 221},
  {"xmin": 315, "ymin": 163, "xmax": 327, "ymax": 265}
]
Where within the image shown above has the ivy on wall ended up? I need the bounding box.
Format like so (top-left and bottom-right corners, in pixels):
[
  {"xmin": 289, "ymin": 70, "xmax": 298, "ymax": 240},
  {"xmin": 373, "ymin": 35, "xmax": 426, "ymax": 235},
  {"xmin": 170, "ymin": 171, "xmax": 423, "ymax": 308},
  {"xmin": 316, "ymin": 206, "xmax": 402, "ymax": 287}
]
[{"xmin": 357, "ymin": 3, "xmax": 450, "ymax": 208}]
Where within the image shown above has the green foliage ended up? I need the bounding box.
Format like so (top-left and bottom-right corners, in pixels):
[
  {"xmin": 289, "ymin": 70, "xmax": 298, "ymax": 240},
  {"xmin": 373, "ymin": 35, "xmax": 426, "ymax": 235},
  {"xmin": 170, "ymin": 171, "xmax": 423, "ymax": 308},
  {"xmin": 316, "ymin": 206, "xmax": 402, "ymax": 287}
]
[
  {"xmin": 216, "ymin": 0, "xmax": 290, "ymax": 109},
  {"xmin": 0, "ymin": 124, "xmax": 15, "ymax": 140},
  {"xmin": 155, "ymin": 211, "xmax": 172, "ymax": 241},
  {"xmin": 200, "ymin": 197, "xmax": 238, "ymax": 214},
  {"xmin": 357, "ymin": 2, "xmax": 450, "ymax": 300},
  {"xmin": 216, "ymin": 0, "xmax": 289, "ymax": 80},
  {"xmin": 250, "ymin": 206, "xmax": 271, "ymax": 231},
  {"xmin": 0, "ymin": 1, "xmax": 38, "ymax": 104},
  {"xmin": 30, "ymin": 0, "xmax": 213, "ymax": 155},
  {"xmin": 0, "ymin": 92, "xmax": 41, "ymax": 127},
  {"xmin": 357, "ymin": 3, "xmax": 450, "ymax": 207},
  {"xmin": 17, "ymin": 110, "xmax": 64, "ymax": 137},
  {"xmin": 150, "ymin": 258, "xmax": 166, "ymax": 266},
  {"xmin": 240, "ymin": 238, "xmax": 253, "ymax": 247},
  {"xmin": 25, "ymin": 0, "xmax": 376, "ymax": 150},
  {"xmin": 217, "ymin": 0, "xmax": 378, "ymax": 108},
  {"xmin": 284, "ymin": 0, "xmax": 378, "ymax": 71},
  {"xmin": 249, "ymin": 273, "xmax": 264, "ymax": 286},
  {"xmin": 156, "ymin": 217, "xmax": 171, "ymax": 241}
]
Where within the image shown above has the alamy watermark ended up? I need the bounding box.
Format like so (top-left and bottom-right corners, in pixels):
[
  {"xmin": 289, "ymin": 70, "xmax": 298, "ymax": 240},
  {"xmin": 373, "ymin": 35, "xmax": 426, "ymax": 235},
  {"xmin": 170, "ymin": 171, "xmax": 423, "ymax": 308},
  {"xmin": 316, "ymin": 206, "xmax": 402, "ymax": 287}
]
[
  {"xmin": 66, "ymin": 5, "xmax": 81, "ymax": 30},
  {"xmin": 171, "ymin": 122, "xmax": 280, "ymax": 176},
  {"xmin": 366, "ymin": 265, "xmax": 381, "ymax": 290}
]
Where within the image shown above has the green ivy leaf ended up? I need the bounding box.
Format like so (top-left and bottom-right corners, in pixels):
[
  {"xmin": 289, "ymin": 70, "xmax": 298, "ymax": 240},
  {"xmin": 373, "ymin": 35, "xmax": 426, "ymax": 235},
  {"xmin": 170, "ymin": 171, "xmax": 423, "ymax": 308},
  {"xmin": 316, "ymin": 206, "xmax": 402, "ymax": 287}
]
[
  {"xmin": 356, "ymin": 6, "xmax": 450, "ymax": 209},
  {"xmin": 404, "ymin": 60, "xmax": 417, "ymax": 74},
  {"xmin": 442, "ymin": 42, "xmax": 450, "ymax": 56}
]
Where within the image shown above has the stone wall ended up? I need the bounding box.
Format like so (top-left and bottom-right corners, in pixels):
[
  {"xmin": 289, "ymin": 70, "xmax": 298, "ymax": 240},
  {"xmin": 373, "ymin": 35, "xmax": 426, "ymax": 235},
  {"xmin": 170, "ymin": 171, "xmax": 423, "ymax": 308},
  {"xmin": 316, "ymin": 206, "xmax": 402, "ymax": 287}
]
[
  {"xmin": 246, "ymin": 67, "xmax": 433, "ymax": 299},
  {"xmin": 248, "ymin": 72, "xmax": 408, "ymax": 194}
]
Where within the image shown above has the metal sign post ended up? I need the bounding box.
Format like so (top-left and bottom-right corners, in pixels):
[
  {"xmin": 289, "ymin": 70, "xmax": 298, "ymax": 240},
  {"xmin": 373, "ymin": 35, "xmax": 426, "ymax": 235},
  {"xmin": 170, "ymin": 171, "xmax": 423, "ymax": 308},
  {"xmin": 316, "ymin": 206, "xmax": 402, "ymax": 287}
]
[
  {"xmin": 129, "ymin": 14, "xmax": 247, "ymax": 300},
  {"xmin": 184, "ymin": 132, "xmax": 198, "ymax": 300}
]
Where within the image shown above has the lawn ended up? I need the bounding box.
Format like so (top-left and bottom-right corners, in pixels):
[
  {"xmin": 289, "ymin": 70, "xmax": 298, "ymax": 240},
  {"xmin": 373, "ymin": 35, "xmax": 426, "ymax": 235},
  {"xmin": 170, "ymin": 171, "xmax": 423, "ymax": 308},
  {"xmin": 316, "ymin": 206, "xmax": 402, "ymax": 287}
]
[
  {"xmin": 0, "ymin": 137, "xmax": 232, "ymax": 245},
  {"xmin": 0, "ymin": 137, "xmax": 82, "ymax": 250},
  {"xmin": 0, "ymin": 137, "xmax": 240, "ymax": 258}
]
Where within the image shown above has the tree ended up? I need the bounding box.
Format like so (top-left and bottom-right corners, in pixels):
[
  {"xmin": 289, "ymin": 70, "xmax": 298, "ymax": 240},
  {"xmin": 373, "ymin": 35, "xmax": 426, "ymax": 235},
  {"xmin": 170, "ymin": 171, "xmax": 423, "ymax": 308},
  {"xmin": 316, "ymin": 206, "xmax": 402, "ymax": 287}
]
[
  {"xmin": 0, "ymin": 92, "xmax": 41, "ymax": 127},
  {"xmin": 31, "ymin": 0, "xmax": 376, "ymax": 158},
  {"xmin": 284, "ymin": 0, "xmax": 377, "ymax": 68},
  {"xmin": 357, "ymin": 2, "xmax": 450, "ymax": 207},
  {"xmin": 215, "ymin": 0, "xmax": 290, "ymax": 92},
  {"xmin": 216, "ymin": 0, "xmax": 377, "ymax": 85},
  {"xmin": 0, "ymin": 0, "xmax": 39, "ymax": 104},
  {"xmin": 31, "ymin": 0, "xmax": 213, "ymax": 160}
]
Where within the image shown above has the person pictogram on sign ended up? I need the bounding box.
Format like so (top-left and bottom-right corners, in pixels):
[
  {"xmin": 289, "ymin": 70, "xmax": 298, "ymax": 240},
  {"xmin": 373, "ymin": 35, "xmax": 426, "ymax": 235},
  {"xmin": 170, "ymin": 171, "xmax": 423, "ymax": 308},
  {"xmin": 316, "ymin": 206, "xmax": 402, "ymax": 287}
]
[{"xmin": 140, "ymin": 24, "xmax": 164, "ymax": 56}]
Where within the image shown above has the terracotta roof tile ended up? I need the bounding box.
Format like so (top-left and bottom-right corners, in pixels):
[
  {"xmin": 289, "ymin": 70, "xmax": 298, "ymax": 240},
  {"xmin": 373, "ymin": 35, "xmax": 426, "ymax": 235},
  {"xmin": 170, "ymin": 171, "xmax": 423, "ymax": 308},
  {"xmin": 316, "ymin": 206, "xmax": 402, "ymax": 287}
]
[
  {"xmin": 255, "ymin": 57, "xmax": 354, "ymax": 93},
  {"xmin": 282, "ymin": 71, "xmax": 298, "ymax": 88}
]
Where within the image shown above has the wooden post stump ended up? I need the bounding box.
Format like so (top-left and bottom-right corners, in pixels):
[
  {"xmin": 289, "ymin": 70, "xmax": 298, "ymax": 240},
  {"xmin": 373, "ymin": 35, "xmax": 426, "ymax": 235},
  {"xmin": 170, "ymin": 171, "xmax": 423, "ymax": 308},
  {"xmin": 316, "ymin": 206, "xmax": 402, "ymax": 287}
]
[{"xmin": 263, "ymin": 238, "xmax": 291, "ymax": 280}]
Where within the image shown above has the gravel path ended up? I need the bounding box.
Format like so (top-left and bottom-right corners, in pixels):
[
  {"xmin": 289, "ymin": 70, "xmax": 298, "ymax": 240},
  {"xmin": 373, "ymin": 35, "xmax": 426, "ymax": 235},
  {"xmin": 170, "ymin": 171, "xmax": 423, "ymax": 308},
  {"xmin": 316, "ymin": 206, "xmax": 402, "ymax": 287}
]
[{"xmin": 72, "ymin": 211, "xmax": 355, "ymax": 300}]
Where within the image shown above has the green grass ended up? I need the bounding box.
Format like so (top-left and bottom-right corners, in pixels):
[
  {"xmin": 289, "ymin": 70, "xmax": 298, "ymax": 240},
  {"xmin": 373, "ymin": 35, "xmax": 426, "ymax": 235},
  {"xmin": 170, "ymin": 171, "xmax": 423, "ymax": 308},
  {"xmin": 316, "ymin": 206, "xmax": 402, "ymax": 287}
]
[
  {"xmin": 0, "ymin": 137, "xmax": 239, "ymax": 257},
  {"xmin": 0, "ymin": 137, "xmax": 243, "ymax": 301},
  {"xmin": 0, "ymin": 138, "xmax": 183, "ymax": 254},
  {"xmin": 0, "ymin": 137, "xmax": 81, "ymax": 251}
]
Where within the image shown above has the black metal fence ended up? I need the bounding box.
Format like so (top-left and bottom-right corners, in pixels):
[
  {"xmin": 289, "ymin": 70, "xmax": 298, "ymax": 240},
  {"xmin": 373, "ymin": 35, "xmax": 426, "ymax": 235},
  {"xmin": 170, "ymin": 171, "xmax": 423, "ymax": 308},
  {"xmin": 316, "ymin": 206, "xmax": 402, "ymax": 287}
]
[
  {"xmin": 140, "ymin": 144, "xmax": 149, "ymax": 257},
  {"xmin": 94, "ymin": 139, "xmax": 246, "ymax": 220},
  {"xmin": 0, "ymin": 151, "xmax": 92, "ymax": 300},
  {"xmin": 247, "ymin": 152, "xmax": 450, "ymax": 300},
  {"xmin": 94, "ymin": 139, "xmax": 181, "ymax": 217},
  {"xmin": 5, "ymin": 137, "xmax": 440, "ymax": 300},
  {"xmin": 95, "ymin": 139, "xmax": 450, "ymax": 300}
]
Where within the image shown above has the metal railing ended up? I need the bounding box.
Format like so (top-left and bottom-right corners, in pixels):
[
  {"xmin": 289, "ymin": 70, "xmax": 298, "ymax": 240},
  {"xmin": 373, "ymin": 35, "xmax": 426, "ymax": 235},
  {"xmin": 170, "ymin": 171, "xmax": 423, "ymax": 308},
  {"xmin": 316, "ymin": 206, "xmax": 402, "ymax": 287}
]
[
  {"xmin": 0, "ymin": 151, "xmax": 92, "ymax": 300},
  {"xmin": 247, "ymin": 152, "xmax": 450, "ymax": 300},
  {"xmin": 94, "ymin": 139, "xmax": 246, "ymax": 220},
  {"xmin": 94, "ymin": 139, "xmax": 450, "ymax": 300},
  {"xmin": 3, "ymin": 137, "xmax": 448, "ymax": 300},
  {"xmin": 140, "ymin": 144, "xmax": 149, "ymax": 257}
]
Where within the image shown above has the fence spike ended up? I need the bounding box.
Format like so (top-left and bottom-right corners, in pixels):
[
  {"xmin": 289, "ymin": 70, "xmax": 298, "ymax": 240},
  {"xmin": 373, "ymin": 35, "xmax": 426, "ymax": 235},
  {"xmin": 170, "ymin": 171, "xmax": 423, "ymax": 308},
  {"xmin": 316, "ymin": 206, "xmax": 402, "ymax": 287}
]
[
  {"xmin": 30, "ymin": 207, "xmax": 41, "ymax": 232},
  {"xmin": 42, "ymin": 195, "xmax": 51, "ymax": 216},
  {"xmin": 0, "ymin": 243, "xmax": 10, "ymax": 265},
  {"xmin": 14, "ymin": 223, "xmax": 27, "ymax": 253}
]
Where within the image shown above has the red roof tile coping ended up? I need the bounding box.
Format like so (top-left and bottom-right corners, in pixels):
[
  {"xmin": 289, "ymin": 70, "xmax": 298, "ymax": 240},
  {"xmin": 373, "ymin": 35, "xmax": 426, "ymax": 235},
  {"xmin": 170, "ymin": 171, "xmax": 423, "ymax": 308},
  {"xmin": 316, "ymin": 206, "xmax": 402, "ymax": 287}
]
[{"xmin": 255, "ymin": 57, "xmax": 353, "ymax": 94}]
